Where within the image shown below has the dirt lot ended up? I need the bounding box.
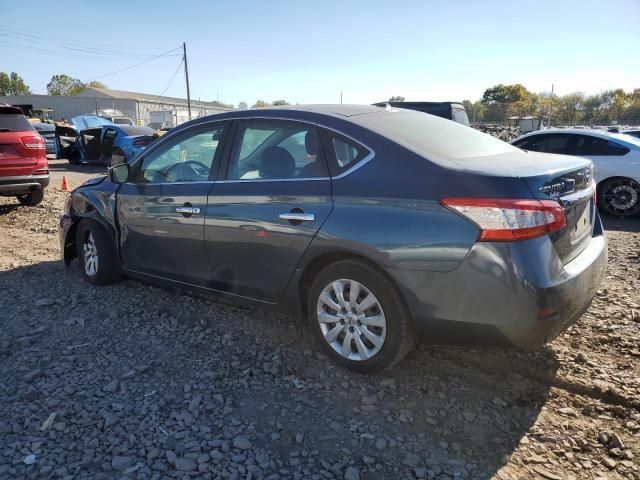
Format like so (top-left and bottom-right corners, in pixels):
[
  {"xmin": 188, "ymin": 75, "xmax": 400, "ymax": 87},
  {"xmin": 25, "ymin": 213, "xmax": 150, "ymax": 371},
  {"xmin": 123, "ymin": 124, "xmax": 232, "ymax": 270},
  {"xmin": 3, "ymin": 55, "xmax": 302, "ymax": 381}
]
[{"xmin": 1, "ymin": 160, "xmax": 638, "ymax": 480}]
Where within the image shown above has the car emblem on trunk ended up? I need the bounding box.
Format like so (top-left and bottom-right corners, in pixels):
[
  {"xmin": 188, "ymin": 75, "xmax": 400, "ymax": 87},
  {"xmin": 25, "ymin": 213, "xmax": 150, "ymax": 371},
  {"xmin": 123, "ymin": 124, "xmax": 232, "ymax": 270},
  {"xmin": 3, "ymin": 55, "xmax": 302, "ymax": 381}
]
[{"xmin": 539, "ymin": 178, "xmax": 576, "ymax": 197}]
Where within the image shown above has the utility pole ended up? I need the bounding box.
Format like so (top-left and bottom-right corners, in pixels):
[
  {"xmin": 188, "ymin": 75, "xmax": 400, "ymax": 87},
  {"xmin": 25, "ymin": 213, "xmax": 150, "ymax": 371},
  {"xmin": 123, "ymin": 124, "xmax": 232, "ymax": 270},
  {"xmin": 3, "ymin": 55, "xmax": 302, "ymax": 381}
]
[
  {"xmin": 340, "ymin": 92, "xmax": 343, "ymax": 104},
  {"xmin": 547, "ymin": 83, "xmax": 554, "ymax": 127},
  {"xmin": 183, "ymin": 42, "xmax": 192, "ymax": 120}
]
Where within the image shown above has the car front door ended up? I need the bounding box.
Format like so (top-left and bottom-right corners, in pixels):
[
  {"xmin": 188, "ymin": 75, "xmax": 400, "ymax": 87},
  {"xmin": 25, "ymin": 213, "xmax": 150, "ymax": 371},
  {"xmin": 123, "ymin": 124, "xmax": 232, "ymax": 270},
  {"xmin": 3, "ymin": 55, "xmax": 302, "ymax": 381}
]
[
  {"xmin": 116, "ymin": 122, "xmax": 227, "ymax": 286},
  {"xmin": 204, "ymin": 119, "xmax": 333, "ymax": 303}
]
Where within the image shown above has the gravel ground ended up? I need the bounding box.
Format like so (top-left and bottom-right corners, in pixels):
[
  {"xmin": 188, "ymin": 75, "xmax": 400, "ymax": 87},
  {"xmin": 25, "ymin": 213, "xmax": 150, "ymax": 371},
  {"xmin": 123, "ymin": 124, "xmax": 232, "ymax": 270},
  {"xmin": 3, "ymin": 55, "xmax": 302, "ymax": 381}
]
[{"xmin": 0, "ymin": 164, "xmax": 638, "ymax": 480}]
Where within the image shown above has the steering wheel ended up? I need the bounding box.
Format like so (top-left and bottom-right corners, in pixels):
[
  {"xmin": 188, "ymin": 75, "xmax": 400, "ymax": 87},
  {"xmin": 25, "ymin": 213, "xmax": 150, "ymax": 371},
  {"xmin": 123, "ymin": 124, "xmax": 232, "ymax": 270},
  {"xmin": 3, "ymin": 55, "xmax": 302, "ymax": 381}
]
[{"xmin": 164, "ymin": 160, "xmax": 210, "ymax": 179}]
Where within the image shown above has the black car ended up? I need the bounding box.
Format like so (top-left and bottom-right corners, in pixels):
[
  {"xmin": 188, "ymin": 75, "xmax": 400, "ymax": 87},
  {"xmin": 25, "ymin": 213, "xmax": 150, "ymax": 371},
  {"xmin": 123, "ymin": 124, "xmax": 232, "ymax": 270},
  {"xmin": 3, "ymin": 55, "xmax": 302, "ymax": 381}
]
[
  {"xmin": 60, "ymin": 105, "xmax": 606, "ymax": 372},
  {"xmin": 372, "ymin": 101, "xmax": 470, "ymax": 125}
]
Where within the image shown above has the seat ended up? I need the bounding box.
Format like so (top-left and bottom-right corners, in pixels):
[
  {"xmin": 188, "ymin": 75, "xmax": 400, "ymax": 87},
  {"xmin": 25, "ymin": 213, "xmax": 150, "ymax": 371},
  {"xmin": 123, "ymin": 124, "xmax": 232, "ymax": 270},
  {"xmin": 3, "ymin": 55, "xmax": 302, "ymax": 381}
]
[
  {"xmin": 259, "ymin": 146, "xmax": 295, "ymax": 179},
  {"xmin": 298, "ymin": 130, "xmax": 325, "ymax": 178}
]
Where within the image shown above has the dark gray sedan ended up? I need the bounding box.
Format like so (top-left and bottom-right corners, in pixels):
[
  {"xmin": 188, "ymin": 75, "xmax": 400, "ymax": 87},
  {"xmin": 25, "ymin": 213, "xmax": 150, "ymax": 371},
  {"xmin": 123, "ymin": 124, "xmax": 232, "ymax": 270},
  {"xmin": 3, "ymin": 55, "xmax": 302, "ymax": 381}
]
[{"xmin": 59, "ymin": 105, "xmax": 607, "ymax": 372}]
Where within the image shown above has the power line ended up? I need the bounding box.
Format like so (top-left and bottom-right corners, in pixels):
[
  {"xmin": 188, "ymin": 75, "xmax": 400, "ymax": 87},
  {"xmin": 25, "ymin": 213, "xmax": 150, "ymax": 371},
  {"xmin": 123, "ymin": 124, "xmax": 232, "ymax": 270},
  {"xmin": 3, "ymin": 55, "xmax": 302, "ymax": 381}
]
[
  {"xmin": 84, "ymin": 46, "xmax": 183, "ymax": 81},
  {"xmin": 0, "ymin": 24, "xmax": 171, "ymax": 58},
  {"xmin": 158, "ymin": 58, "xmax": 185, "ymax": 96}
]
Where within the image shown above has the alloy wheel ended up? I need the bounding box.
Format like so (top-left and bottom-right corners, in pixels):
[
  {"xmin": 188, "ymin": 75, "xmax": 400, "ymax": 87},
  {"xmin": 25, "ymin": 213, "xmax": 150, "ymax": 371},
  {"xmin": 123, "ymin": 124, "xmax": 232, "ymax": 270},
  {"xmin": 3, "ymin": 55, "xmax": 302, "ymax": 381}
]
[
  {"xmin": 316, "ymin": 279, "xmax": 387, "ymax": 361},
  {"xmin": 83, "ymin": 232, "xmax": 99, "ymax": 277},
  {"xmin": 602, "ymin": 179, "xmax": 640, "ymax": 216}
]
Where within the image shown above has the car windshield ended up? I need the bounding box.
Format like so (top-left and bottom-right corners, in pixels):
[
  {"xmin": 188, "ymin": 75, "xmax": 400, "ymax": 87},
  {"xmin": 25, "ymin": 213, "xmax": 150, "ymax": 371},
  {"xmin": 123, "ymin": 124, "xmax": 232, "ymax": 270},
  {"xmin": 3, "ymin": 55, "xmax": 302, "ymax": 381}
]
[
  {"xmin": 359, "ymin": 110, "xmax": 518, "ymax": 160},
  {"xmin": 0, "ymin": 113, "xmax": 35, "ymax": 132},
  {"xmin": 609, "ymin": 132, "xmax": 640, "ymax": 147}
]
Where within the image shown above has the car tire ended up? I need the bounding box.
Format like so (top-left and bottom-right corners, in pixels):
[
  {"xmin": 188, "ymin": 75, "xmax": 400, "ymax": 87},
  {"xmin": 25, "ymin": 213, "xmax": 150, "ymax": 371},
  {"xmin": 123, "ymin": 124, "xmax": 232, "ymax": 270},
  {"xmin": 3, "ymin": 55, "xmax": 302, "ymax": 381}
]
[
  {"xmin": 308, "ymin": 259, "xmax": 414, "ymax": 373},
  {"xmin": 597, "ymin": 177, "xmax": 640, "ymax": 218},
  {"xmin": 75, "ymin": 219, "xmax": 121, "ymax": 285},
  {"xmin": 67, "ymin": 152, "xmax": 78, "ymax": 165},
  {"xmin": 111, "ymin": 148, "xmax": 126, "ymax": 167},
  {"xmin": 17, "ymin": 189, "xmax": 44, "ymax": 206}
]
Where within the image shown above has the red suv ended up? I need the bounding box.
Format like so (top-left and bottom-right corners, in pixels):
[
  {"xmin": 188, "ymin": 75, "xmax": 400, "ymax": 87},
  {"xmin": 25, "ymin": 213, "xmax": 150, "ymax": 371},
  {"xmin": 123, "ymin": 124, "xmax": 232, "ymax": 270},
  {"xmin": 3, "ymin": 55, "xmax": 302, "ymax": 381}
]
[{"xmin": 0, "ymin": 105, "xmax": 49, "ymax": 206}]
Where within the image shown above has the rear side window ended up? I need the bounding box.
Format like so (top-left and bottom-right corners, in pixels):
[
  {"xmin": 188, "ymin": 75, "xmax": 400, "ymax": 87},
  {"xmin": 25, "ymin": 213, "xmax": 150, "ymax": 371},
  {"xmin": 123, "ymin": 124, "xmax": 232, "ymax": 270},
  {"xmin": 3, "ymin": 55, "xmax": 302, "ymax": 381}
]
[
  {"xmin": 575, "ymin": 136, "xmax": 629, "ymax": 156},
  {"xmin": 228, "ymin": 119, "xmax": 326, "ymax": 180},
  {"xmin": 0, "ymin": 113, "xmax": 35, "ymax": 132},
  {"xmin": 322, "ymin": 133, "xmax": 370, "ymax": 176}
]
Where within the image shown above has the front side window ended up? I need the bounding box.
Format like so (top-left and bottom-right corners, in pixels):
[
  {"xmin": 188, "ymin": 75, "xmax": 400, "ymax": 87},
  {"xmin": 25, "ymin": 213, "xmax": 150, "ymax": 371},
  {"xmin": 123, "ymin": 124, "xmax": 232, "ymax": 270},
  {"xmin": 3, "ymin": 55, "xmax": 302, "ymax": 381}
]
[
  {"xmin": 134, "ymin": 124, "xmax": 225, "ymax": 183},
  {"xmin": 513, "ymin": 135, "xmax": 548, "ymax": 152},
  {"xmin": 227, "ymin": 120, "xmax": 326, "ymax": 180}
]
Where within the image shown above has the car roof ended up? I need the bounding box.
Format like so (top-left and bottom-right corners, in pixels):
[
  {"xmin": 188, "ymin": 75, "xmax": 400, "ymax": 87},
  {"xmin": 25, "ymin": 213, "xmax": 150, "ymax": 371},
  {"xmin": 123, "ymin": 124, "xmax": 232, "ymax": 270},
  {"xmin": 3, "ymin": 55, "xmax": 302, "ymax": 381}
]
[{"xmin": 249, "ymin": 104, "xmax": 384, "ymax": 117}]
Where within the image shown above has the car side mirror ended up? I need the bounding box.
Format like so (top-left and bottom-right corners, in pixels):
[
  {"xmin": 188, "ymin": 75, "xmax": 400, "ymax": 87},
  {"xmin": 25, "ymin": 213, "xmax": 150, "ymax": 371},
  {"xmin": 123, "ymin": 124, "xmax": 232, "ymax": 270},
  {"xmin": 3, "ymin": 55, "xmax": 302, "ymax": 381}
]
[{"xmin": 110, "ymin": 163, "xmax": 130, "ymax": 184}]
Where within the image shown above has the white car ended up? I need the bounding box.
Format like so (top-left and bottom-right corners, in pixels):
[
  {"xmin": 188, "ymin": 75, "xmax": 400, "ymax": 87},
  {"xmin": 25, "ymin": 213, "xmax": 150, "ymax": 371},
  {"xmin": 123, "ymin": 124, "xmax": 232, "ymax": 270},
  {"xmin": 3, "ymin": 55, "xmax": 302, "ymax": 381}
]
[{"xmin": 512, "ymin": 128, "xmax": 640, "ymax": 217}]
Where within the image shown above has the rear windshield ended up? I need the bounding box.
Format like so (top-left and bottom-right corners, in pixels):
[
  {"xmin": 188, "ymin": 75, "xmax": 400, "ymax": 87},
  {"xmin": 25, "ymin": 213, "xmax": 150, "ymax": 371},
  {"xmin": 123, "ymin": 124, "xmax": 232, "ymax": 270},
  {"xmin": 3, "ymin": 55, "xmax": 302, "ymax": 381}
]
[
  {"xmin": 118, "ymin": 125, "xmax": 156, "ymax": 136},
  {"xmin": 113, "ymin": 117, "xmax": 133, "ymax": 125},
  {"xmin": 0, "ymin": 113, "xmax": 35, "ymax": 132},
  {"xmin": 359, "ymin": 110, "xmax": 517, "ymax": 160}
]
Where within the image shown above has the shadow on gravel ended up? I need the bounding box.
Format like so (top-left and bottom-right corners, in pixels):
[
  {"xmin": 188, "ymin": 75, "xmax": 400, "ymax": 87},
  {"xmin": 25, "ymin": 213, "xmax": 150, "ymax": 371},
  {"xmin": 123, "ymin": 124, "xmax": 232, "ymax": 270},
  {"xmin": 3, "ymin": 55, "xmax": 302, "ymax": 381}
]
[
  {"xmin": 602, "ymin": 215, "xmax": 640, "ymax": 233},
  {"xmin": 1, "ymin": 260, "xmax": 559, "ymax": 479},
  {"xmin": 0, "ymin": 203, "xmax": 21, "ymax": 214}
]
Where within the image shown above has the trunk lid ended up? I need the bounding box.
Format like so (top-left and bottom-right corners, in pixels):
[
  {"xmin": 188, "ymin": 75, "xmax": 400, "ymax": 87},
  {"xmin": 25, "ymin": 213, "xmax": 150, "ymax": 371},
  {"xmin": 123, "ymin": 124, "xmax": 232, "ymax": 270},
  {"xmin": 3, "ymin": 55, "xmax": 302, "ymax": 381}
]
[
  {"xmin": 518, "ymin": 152, "xmax": 595, "ymax": 264},
  {"xmin": 443, "ymin": 149, "xmax": 595, "ymax": 264}
]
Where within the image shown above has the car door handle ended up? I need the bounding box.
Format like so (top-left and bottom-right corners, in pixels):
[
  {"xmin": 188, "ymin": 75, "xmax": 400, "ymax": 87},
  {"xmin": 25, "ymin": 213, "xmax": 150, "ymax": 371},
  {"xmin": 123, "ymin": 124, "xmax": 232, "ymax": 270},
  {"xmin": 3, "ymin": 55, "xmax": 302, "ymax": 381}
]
[
  {"xmin": 176, "ymin": 207, "xmax": 200, "ymax": 214},
  {"xmin": 278, "ymin": 212, "xmax": 315, "ymax": 221}
]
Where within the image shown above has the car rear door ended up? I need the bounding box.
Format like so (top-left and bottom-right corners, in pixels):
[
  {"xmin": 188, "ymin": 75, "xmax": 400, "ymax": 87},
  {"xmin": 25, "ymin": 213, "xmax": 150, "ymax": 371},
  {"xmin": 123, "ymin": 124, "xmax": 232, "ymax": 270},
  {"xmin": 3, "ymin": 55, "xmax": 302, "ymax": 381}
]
[
  {"xmin": 204, "ymin": 119, "xmax": 333, "ymax": 303},
  {"xmin": 116, "ymin": 122, "xmax": 227, "ymax": 286}
]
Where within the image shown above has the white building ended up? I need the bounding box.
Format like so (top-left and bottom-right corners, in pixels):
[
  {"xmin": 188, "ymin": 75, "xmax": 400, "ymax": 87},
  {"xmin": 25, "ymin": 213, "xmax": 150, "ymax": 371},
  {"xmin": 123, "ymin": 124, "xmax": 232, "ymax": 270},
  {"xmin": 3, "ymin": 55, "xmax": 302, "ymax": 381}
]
[{"xmin": 0, "ymin": 87, "xmax": 233, "ymax": 125}]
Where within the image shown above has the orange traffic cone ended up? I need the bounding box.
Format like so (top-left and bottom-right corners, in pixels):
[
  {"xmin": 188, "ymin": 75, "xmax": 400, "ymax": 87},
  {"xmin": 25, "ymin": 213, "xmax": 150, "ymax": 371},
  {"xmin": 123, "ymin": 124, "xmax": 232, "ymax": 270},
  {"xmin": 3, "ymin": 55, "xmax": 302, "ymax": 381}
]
[{"xmin": 61, "ymin": 176, "xmax": 70, "ymax": 192}]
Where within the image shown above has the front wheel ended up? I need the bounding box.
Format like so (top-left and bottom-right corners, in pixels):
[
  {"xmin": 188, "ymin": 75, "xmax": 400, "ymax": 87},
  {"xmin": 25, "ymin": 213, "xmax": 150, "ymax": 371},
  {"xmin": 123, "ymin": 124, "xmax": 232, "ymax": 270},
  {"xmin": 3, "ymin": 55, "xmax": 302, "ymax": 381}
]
[
  {"xmin": 17, "ymin": 189, "xmax": 44, "ymax": 206},
  {"xmin": 597, "ymin": 178, "xmax": 640, "ymax": 218},
  {"xmin": 75, "ymin": 220, "xmax": 121, "ymax": 285},
  {"xmin": 308, "ymin": 259, "xmax": 414, "ymax": 373}
]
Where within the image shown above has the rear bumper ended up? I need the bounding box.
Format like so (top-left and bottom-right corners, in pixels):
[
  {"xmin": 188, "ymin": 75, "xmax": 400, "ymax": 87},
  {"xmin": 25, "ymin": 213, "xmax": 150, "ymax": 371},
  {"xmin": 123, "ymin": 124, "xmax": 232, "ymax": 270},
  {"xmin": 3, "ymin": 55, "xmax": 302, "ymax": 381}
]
[
  {"xmin": 0, "ymin": 174, "xmax": 50, "ymax": 195},
  {"xmin": 391, "ymin": 216, "xmax": 608, "ymax": 348}
]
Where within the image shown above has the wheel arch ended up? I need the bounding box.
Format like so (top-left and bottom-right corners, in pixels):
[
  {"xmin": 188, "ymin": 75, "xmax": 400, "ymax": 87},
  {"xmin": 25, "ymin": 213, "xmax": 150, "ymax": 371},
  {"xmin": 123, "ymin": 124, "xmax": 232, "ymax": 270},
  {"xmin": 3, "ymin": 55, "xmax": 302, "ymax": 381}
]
[
  {"xmin": 64, "ymin": 212, "xmax": 117, "ymax": 265},
  {"xmin": 296, "ymin": 250, "xmax": 411, "ymax": 323}
]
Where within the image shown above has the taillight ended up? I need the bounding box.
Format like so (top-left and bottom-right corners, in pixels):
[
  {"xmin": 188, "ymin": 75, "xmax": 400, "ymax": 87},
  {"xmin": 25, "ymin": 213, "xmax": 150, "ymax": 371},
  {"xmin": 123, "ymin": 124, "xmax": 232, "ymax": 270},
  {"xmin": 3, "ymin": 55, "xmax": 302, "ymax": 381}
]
[
  {"xmin": 133, "ymin": 139, "xmax": 149, "ymax": 146},
  {"xmin": 441, "ymin": 198, "xmax": 566, "ymax": 241},
  {"xmin": 21, "ymin": 136, "xmax": 46, "ymax": 150}
]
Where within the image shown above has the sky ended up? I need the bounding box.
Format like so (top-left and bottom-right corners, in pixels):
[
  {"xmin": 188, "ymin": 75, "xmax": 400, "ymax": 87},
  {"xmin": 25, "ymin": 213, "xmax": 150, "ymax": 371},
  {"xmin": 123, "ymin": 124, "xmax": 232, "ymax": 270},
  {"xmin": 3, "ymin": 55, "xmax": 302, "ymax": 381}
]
[{"xmin": 1, "ymin": 0, "xmax": 639, "ymax": 106}]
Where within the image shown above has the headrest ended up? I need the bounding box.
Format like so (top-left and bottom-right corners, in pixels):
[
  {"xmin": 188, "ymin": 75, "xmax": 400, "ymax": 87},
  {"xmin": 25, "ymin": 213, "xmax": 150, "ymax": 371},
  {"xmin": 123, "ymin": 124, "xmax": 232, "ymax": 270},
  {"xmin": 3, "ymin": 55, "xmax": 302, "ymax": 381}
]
[
  {"xmin": 305, "ymin": 130, "xmax": 319, "ymax": 156},
  {"xmin": 260, "ymin": 146, "xmax": 295, "ymax": 179}
]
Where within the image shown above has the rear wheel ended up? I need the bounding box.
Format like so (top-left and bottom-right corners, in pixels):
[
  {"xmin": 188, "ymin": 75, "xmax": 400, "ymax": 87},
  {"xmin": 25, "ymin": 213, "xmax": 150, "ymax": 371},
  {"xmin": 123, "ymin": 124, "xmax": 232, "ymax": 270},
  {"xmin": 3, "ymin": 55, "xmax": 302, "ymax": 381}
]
[
  {"xmin": 598, "ymin": 178, "xmax": 640, "ymax": 217},
  {"xmin": 17, "ymin": 189, "xmax": 44, "ymax": 206},
  {"xmin": 75, "ymin": 219, "xmax": 121, "ymax": 285},
  {"xmin": 308, "ymin": 259, "xmax": 414, "ymax": 373}
]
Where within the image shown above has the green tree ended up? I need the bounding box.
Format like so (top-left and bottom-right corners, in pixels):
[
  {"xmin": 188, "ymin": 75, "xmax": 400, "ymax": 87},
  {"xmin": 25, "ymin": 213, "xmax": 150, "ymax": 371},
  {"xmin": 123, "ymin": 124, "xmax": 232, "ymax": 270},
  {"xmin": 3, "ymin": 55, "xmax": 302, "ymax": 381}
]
[
  {"xmin": 0, "ymin": 71, "xmax": 31, "ymax": 95},
  {"xmin": 252, "ymin": 100, "xmax": 269, "ymax": 108},
  {"xmin": 237, "ymin": 101, "xmax": 248, "ymax": 109},
  {"xmin": 482, "ymin": 84, "xmax": 532, "ymax": 104},
  {"xmin": 86, "ymin": 80, "xmax": 107, "ymax": 89},
  {"xmin": 47, "ymin": 74, "xmax": 86, "ymax": 96},
  {"xmin": 271, "ymin": 100, "xmax": 289, "ymax": 106},
  {"xmin": 388, "ymin": 96, "xmax": 405, "ymax": 102},
  {"xmin": 462, "ymin": 99, "xmax": 485, "ymax": 123}
]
